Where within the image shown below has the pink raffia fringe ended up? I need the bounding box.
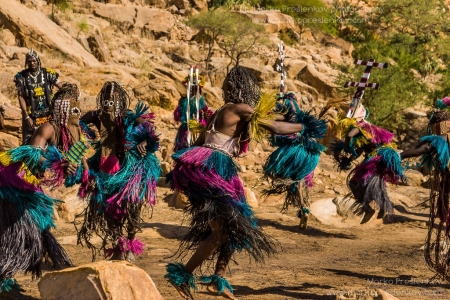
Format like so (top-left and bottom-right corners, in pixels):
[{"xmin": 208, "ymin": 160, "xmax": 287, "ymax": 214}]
[
  {"xmin": 118, "ymin": 237, "xmax": 145, "ymax": 255},
  {"xmin": 78, "ymin": 169, "xmax": 90, "ymax": 198},
  {"xmin": 42, "ymin": 160, "xmax": 66, "ymax": 188},
  {"xmin": 304, "ymin": 171, "xmax": 314, "ymax": 188}
]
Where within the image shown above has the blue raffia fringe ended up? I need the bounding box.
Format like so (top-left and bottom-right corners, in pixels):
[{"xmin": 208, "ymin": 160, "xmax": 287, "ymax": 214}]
[
  {"xmin": 420, "ymin": 135, "xmax": 450, "ymax": 172},
  {"xmin": 0, "ymin": 278, "xmax": 20, "ymax": 293},
  {"xmin": 165, "ymin": 263, "xmax": 197, "ymax": 291},
  {"xmin": 199, "ymin": 274, "xmax": 234, "ymax": 294}
]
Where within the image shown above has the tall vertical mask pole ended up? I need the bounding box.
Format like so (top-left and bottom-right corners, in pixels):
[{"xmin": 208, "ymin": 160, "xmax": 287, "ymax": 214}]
[
  {"xmin": 344, "ymin": 58, "xmax": 388, "ymax": 118},
  {"xmin": 195, "ymin": 65, "xmax": 200, "ymax": 122},
  {"xmin": 276, "ymin": 41, "xmax": 286, "ymax": 98},
  {"xmin": 186, "ymin": 66, "xmax": 194, "ymax": 146}
]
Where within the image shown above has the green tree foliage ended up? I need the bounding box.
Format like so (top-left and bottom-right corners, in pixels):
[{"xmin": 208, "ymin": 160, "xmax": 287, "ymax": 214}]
[
  {"xmin": 331, "ymin": 0, "xmax": 450, "ymax": 143},
  {"xmin": 216, "ymin": 13, "xmax": 266, "ymax": 67},
  {"xmin": 187, "ymin": 9, "xmax": 267, "ymax": 69},
  {"xmin": 76, "ymin": 19, "xmax": 89, "ymax": 39},
  {"xmin": 271, "ymin": 0, "xmax": 337, "ymax": 42},
  {"xmin": 49, "ymin": 0, "xmax": 71, "ymax": 21},
  {"xmin": 186, "ymin": 9, "xmax": 234, "ymax": 72}
]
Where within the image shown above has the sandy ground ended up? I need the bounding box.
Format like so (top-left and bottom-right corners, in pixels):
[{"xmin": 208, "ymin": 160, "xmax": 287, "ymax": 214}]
[{"xmin": 5, "ymin": 178, "xmax": 449, "ymax": 300}]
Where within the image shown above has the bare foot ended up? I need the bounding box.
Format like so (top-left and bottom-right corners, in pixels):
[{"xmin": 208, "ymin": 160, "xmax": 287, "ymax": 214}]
[
  {"xmin": 206, "ymin": 284, "xmax": 238, "ymax": 300},
  {"xmin": 360, "ymin": 208, "xmax": 375, "ymax": 224},
  {"xmin": 170, "ymin": 283, "xmax": 194, "ymax": 300}
]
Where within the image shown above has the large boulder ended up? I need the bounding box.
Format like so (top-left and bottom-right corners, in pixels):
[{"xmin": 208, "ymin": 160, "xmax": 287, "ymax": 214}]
[
  {"xmin": 87, "ymin": 30, "xmax": 111, "ymax": 62},
  {"xmin": 0, "ymin": 103, "xmax": 21, "ymax": 134},
  {"xmin": 0, "ymin": 131, "xmax": 19, "ymax": 150},
  {"xmin": 38, "ymin": 260, "xmax": 163, "ymax": 300},
  {"xmin": 298, "ymin": 64, "xmax": 337, "ymax": 99},
  {"xmin": 0, "ymin": 0, "xmax": 98, "ymax": 66},
  {"xmin": 0, "ymin": 29, "xmax": 15, "ymax": 46},
  {"xmin": 239, "ymin": 10, "xmax": 297, "ymax": 34},
  {"xmin": 321, "ymin": 34, "xmax": 354, "ymax": 56},
  {"xmin": 285, "ymin": 59, "xmax": 308, "ymax": 80},
  {"xmin": 94, "ymin": 4, "xmax": 175, "ymax": 40}
]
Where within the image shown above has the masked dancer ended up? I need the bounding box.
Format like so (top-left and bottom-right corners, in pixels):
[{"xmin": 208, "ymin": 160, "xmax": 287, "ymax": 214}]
[
  {"xmin": 77, "ymin": 81, "xmax": 161, "ymax": 262},
  {"xmin": 262, "ymin": 42, "xmax": 327, "ymax": 230},
  {"xmin": 42, "ymin": 82, "xmax": 96, "ymax": 193},
  {"xmin": 165, "ymin": 66, "xmax": 307, "ymax": 300},
  {"xmin": 400, "ymin": 96, "xmax": 450, "ymax": 282},
  {"xmin": 0, "ymin": 113, "xmax": 72, "ymax": 294},
  {"xmin": 174, "ymin": 66, "xmax": 213, "ymax": 151},
  {"xmin": 332, "ymin": 103, "xmax": 406, "ymax": 224}
]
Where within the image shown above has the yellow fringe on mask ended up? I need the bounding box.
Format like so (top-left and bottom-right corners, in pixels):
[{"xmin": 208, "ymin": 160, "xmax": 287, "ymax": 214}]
[
  {"xmin": 250, "ymin": 91, "xmax": 277, "ymax": 142},
  {"xmin": 337, "ymin": 118, "xmax": 373, "ymax": 149},
  {"xmin": 0, "ymin": 152, "xmax": 39, "ymax": 185},
  {"xmin": 188, "ymin": 119, "xmax": 206, "ymax": 135}
]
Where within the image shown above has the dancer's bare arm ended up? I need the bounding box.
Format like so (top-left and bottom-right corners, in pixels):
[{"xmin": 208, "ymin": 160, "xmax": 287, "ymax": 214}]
[
  {"xmin": 400, "ymin": 143, "xmax": 431, "ymax": 159},
  {"xmin": 29, "ymin": 123, "xmax": 55, "ymax": 147}
]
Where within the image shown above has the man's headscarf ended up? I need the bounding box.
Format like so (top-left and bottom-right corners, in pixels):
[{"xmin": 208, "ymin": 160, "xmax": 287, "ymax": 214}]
[{"xmin": 25, "ymin": 48, "xmax": 41, "ymax": 70}]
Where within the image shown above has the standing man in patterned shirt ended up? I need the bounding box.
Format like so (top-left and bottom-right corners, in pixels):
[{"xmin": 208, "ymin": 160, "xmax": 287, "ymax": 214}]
[{"xmin": 14, "ymin": 49, "xmax": 62, "ymax": 144}]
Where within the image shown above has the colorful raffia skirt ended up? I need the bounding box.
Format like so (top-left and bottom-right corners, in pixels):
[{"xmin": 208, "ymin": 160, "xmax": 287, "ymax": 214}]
[
  {"xmin": 347, "ymin": 146, "xmax": 406, "ymax": 215},
  {"xmin": 263, "ymin": 136, "xmax": 326, "ymax": 212},
  {"xmin": 417, "ymin": 135, "xmax": 450, "ymax": 280},
  {"xmin": 167, "ymin": 146, "xmax": 276, "ymax": 266},
  {"xmin": 0, "ymin": 147, "xmax": 71, "ymax": 292}
]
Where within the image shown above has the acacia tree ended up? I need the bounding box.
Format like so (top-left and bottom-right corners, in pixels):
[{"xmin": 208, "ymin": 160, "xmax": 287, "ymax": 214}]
[
  {"xmin": 186, "ymin": 9, "xmax": 234, "ymax": 73},
  {"xmin": 187, "ymin": 10, "xmax": 267, "ymax": 71},
  {"xmin": 216, "ymin": 13, "xmax": 266, "ymax": 68}
]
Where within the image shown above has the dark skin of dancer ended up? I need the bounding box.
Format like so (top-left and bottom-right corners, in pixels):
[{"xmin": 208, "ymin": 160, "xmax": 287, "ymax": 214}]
[
  {"xmin": 173, "ymin": 103, "xmax": 304, "ymax": 300},
  {"xmin": 29, "ymin": 122, "xmax": 78, "ymax": 174},
  {"xmin": 399, "ymin": 135, "xmax": 447, "ymax": 159}
]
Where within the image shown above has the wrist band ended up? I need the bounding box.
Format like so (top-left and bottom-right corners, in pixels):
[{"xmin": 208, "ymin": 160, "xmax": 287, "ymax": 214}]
[{"xmin": 25, "ymin": 115, "xmax": 30, "ymax": 120}]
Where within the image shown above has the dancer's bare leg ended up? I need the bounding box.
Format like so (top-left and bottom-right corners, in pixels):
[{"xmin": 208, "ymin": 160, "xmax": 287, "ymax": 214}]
[
  {"xmin": 172, "ymin": 220, "xmax": 228, "ymax": 299},
  {"xmin": 298, "ymin": 183, "xmax": 309, "ymax": 230},
  {"xmin": 206, "ymin": 249, "xmax": 238, "ymax": 299}
]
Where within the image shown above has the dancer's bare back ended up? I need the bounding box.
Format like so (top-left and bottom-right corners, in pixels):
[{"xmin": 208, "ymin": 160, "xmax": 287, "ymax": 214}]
[{"xmin": 195, "ymin": 103, "xmax": 304, "ymax": 146}]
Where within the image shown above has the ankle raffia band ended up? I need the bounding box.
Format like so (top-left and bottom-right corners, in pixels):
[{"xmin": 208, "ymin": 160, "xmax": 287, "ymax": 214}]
[
  {"xmin": 0, "ymin": 278, "xmax": 20, "ymax": 293},
  {"xmin": 164, "ymin": 263, "xmax": 197, "ymax": 291},
  {"xmin": 297, "ymin": 207, "xmax": 310, "ymax": 218},
  {"xmin": 199, "ymin": 274, "xmax": 234, "ymax": 294}
]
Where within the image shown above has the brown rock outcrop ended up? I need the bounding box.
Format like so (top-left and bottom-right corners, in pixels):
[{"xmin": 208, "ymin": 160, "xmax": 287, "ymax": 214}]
[
  {"xmin": 239, "ymin": 10, "xmax": 297, "ymax": 34},
  {"xmin": 38, "ymin": 260, "xmax": 164, "ymax": 300},
  {"xmin": 0, "ymin": 0, "xmax": 99, "ymax": 66},
  {"xmin": 298, "ymin": 64, "xmax": 337, "ymax": 99},
  {"xmin": 94, "ymin": 4, "xmax": 175, "ymax": 40}
]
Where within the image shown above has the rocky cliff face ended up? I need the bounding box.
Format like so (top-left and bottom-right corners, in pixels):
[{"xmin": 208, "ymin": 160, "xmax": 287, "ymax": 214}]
[{"xmin": 0, "ymin": 0, "xmax": 353, "ymax": 125}]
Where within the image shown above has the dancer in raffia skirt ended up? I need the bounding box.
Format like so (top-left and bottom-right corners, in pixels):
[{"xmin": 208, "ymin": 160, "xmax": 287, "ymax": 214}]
[
  {"xmin": 0, "ymin": 114, "xmax": 72, "ymax": 294},
  {"xmin": 401, "ymin": 97, "xmax": 450, "ymax": 281},
  {"xmin": 165, "ymin": 66, "xmax": 307, "ymax": 299},
  {"xmin": 75, "ymin": 81, "xmax": 161, "ymax": 262},
  {"xmin": 331, "ymin": 103, "xmax": 406, "ymax": 224}
]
